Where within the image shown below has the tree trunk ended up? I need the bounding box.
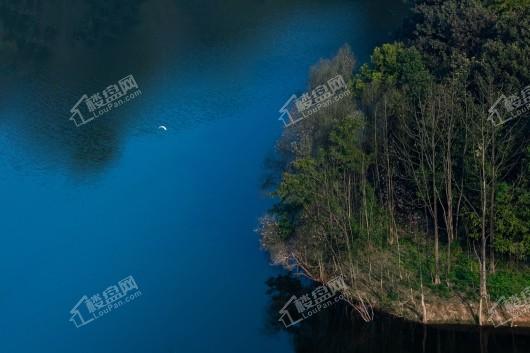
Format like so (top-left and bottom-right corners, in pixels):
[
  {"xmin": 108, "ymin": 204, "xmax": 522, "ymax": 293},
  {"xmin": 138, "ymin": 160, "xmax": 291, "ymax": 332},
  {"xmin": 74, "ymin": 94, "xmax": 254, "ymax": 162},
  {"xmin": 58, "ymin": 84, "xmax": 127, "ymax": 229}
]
[
  {"xmin": 479, "ymin": 146, "xmax": 488, "ymax": 326},
  {"xmin": 489, "ymin": 132, "xmax": 496, "ymax": 273}
]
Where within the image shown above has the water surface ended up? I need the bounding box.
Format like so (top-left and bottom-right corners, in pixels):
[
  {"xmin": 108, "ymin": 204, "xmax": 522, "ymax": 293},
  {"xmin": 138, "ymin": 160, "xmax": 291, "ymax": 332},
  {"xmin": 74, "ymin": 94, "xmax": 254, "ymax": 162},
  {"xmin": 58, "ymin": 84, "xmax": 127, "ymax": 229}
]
[{"xmin": 2, "ymin": 1, "xmax": 527, "ymax": 353}]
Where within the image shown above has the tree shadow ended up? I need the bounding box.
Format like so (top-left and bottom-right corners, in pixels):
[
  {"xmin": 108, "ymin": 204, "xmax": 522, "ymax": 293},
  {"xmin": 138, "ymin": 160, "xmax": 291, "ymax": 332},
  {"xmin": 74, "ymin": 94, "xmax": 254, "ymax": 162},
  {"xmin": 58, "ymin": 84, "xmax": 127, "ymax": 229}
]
[{"xmin": 264, "ymin": 274, "xmax": 530, "ymax": 353}]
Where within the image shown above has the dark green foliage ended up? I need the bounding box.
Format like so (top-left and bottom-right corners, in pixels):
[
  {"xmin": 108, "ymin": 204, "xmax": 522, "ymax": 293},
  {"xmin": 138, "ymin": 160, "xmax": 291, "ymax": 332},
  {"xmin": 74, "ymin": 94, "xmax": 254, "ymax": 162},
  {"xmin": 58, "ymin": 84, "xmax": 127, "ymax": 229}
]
[
  {"xmin": 494, "ymin": 148, "xmax": 530, "ymax": 260},
  {"xmin": 488, "ymin": 268, "xmax": 530, "ymax": 299},
  {"xmin": 263, "ymin": 0, "xmax": 530, "ymax": 317},
  {"xmin": 410, "ymin": 0, "xmax": 497, "ymax": 77}
]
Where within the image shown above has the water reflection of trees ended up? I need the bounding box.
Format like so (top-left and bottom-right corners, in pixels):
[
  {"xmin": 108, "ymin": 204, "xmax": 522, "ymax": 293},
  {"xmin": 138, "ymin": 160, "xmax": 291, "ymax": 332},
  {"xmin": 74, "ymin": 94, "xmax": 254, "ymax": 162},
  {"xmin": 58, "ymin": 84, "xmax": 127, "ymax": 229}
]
[
  {"xmin": 73, "ymin": 0, "xmax": 146, "ymax": 46},
  {"xmin": 0, "ymin": 0, "xmax": 56, "ymax": 61},
  {"xmin": 0, "ymin": 0, "xmax": 147, "ymax": 173},
  {"xmin": 0, "ymin": 0, "xmax": 406, "ymax": 173},
  {"xmin": 266, "ymin": 274, "xmax": 530, "ymax": 353},
  {"xmin": 0, "ymin": 0, "xmax": 146, "ymax": 62},
  {"xmin": 0, "ymin": 0, "xmax": 348, "ymax": 63}
]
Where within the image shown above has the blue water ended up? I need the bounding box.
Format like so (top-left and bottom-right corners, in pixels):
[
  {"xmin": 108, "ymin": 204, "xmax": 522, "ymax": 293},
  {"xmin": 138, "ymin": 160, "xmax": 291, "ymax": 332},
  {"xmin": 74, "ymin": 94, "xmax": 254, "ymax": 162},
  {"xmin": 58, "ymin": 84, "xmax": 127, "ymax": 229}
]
[{"xmin": 0, "ymin": 1, "xmax": 407, "ymax": 352}]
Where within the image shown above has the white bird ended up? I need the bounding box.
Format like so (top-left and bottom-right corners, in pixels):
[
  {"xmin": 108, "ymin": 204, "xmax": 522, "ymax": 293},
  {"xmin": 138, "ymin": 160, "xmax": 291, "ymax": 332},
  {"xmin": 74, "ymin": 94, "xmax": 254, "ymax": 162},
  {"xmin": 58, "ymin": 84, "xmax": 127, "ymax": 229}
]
[{"xmin": 158, "ymin": 125, "xmax": 167, "ymax": 131}]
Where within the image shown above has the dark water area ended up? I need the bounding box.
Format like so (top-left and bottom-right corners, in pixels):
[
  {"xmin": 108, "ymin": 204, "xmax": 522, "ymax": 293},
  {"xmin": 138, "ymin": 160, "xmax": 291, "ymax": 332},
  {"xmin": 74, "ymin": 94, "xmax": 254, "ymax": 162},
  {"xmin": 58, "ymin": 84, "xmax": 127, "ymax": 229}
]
[
  {"xmin": 266, "ymin": 275, "xmax": 530, "ymax": 353},
  {"xmin": 0, "ymin": 1, "xmax": 529, "ymax": 353}
]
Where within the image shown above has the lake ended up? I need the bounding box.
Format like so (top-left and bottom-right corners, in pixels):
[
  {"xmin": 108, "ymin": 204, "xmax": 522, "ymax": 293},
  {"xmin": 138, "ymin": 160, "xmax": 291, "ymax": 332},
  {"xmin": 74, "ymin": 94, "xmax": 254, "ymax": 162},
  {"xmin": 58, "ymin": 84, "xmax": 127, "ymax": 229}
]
[{"xmin": 0, "ymin": 1, "xmax": 528, "ymax": 352}]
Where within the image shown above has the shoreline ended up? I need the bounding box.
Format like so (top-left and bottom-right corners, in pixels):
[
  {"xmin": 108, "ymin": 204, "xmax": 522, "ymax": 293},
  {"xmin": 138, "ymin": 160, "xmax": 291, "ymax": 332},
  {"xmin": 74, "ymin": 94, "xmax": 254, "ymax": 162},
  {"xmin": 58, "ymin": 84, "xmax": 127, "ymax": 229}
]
[{"xmin": 273, "ymin": 253, "xmax": 530, "ymax": 329}]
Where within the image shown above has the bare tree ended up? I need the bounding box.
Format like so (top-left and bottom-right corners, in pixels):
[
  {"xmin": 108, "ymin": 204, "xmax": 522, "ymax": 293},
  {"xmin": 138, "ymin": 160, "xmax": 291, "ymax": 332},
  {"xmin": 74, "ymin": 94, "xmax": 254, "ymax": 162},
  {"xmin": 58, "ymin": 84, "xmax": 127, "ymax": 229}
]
[{"xmin": 395, "ymin": 84, "xmax": 443, "ymax": 285}]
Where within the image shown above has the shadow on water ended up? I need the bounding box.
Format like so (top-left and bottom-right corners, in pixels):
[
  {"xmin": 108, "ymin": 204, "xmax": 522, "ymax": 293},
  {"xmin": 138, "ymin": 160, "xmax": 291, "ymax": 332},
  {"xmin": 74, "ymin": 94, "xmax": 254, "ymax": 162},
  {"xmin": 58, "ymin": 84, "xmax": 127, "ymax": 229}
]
[
  {"xmin": 265, "ymin": 274, "xmax": 530, "ymax": 353},
  {"xmin": 0, "ymin": 0, "xmax": 148, "ymax": 175},
  {"xmin": 0, "ymin": 0, "xmax": 146, "ymax": 60},
  {"xmin": 0, "ymin": 0, "xmax": 408, "ymax": 175},
  {"xmin": 0, "ymin": 0, "xmax": 398, "ymax": 61}
]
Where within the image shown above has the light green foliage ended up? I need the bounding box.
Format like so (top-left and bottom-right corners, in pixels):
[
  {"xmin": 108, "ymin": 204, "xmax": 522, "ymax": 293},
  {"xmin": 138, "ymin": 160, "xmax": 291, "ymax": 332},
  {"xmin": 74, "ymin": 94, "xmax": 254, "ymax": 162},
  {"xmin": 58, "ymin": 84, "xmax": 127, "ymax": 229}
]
[
  {"xmin": 353, "ymin": 43, "xmax": 431, "ymax": 96},
  {"xmin": 487, "ymin": 0, "xmax": 530, "ymax": 12},
  {"xmin": 264, "ymin": 0, "xmax": 530, "ymax": 317}
]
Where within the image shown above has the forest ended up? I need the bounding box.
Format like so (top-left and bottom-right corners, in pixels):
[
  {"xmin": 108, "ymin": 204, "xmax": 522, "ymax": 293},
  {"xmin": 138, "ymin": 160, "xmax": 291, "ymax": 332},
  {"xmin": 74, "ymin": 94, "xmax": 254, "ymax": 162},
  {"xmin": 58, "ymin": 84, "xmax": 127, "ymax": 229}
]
[{"xmin": 260, "ymin": 0, "xmax": 530, "ymax": 326}]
